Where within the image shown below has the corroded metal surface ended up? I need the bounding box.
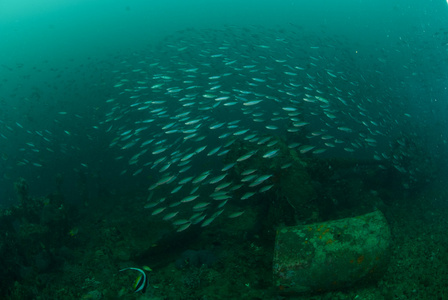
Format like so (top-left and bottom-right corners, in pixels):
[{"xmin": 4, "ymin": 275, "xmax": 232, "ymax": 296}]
[{"xmin": 273, "ymin": 210, "xmax": 391, "ymax": 294}]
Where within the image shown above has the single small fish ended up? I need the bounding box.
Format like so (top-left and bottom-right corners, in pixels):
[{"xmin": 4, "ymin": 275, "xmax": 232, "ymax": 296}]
[
  {"xmin": 249, "ymin": 174, "xmax": 273, "ymax": 187},
  {"xmin": 241, "ymin": 169, "xmax": 257, "ymax": 176},
  {"xmin": 241, "ymin": 192, "xmax": 256, "ymax": 200},
  {"xmin": 171, "ymin": 185, "xmax": 183, "ymax": 194},
  {"xmin": 236, "ymin": 150, "xmax": 257, "ymax": 162},
  {"xmin": 192, "ymin": 171, "xmax": 211, "ymax": 184},
  {"xmin": 214, "ymin": 182, "xmax": 232, "ymax": 192},
  {"xmin": 212, "ymin": 193, "xmax": 232, "ymax": 201},
  {"xmin": 152, "ymin": 207, "xmax": 166, "ymax": 216},
  {"xmin": 119, "ymin": 267, "xmax": 148, "ymax": 293},
  {"xmin": 241, "ymin": 174, "xmax": 257, "ymax": 182},
  {"xmin": 177, "ymin": 222, "xmax": 192, "ymax": 232},
  {"xmin": 299, "ymin": 145, "xmax": 315, "ymax": 154},
  {"xmin": 181, "ymin": 195, "xmax": 199, "ymax": 203},
  {"xmin": 234, "ymin": 129, "xmax": 250, "ymax": 136},
  {"xmin": 243, "ymin": 100, "xmax": 262, "ymax": 106},
  {"xmin": 221, "ymin": 162, "xmax": 236, "ymax": 172},
  {"xmin": 201, "ymin": 216, "xmax": 217, "ymax": 227},
  {"xmin": 228, "ymin": 211, "xmax": 245, "ymax": 218},
  {"xmin": 163, "ymin": 211, "xmax": 179, "ymax": 221},
  {"xmin": 207, "ymin": 146, "xmax": 222, "ymax": 156},
  {"xmin": 178, "ymin": 176, "xmax": 194, "ymax": 185},
  {"xmin": 193, "ymin": 202, "xmax": 210, "ymax": 210},
  {"xmin": 282, "ymin": 107, "xmax": 297, "ymax": 112},
  {"xmin": 337, "ymin": 126, "xmax": 353, "ymax": 133},
  {"xmin": 263, "ymin": 149, "xmax": 279, "ymax": 159},
  {"xmin": 209, "ymin": 173, "xmax": 227, "ymax": 184},
  {"xmin": 259, "ymin": 184, "xmax": 274, "ymax": 193}
]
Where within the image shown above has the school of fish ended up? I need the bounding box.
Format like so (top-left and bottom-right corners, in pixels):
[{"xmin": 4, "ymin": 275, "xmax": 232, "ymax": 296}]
[
  {"xmin": 1, "ymin": 24, "xmax": 438, "ymax": 230},
  {"xmin": 97, "ymin": 26, "xmax": 421, "ymax": 232}
]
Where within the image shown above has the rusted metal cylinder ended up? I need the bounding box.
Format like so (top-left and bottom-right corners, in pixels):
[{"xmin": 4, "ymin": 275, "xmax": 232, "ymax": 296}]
[{"xmin": 273, "ymin": 210, "xmax": 391, "ymax": 295}]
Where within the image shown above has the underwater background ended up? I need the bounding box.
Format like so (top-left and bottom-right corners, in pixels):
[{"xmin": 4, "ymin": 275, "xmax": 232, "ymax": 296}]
[{"xmin": 1, "ymin": 0, "xmax": 448, "ymax": 299}]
